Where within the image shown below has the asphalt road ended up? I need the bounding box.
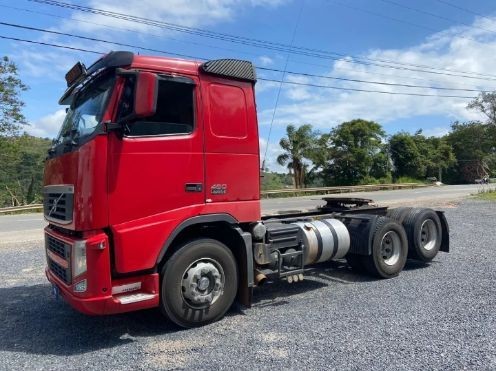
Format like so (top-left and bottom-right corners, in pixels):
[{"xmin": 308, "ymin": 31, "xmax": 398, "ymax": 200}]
[
  {"xmin": 0, "ymin": 184, "xmax": 483, "ymax": 240},
  {"xmin": 262, "ymin": 184, "xmax": 482, "ymax": 214},
  {"xmin": 0, "ymin": 199, "xmax": 494, "ymax": 370}
]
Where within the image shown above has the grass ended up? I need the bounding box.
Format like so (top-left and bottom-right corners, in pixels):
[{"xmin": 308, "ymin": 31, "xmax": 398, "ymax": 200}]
[
  {"xmin": 475, "ymin": 191, "xmax": 496, "ymax": 201},
  {"xmin": 395, "ymin": 176, "xmax": 425, "ymax": 184},
  {"xmin": 474, "ymin": 186, "xmax": 496, "ymax": 201}
]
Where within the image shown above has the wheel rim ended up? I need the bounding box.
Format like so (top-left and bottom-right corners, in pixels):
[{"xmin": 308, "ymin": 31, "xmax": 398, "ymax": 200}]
[
  {"xmin": 181, "ymin": 258, "xmax": 224, "ymax": 309},
  {"xmin": 420, "ymin": 219, "xmax": 438, "ymax": 251},
  {"xmin": 380, "ymin": 230, "xmax": 401, "ymax": 266}
]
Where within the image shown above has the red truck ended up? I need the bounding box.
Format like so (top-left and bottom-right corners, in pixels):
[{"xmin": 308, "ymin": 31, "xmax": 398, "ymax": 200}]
[{"xmin": 44, "ymin": 51, "xmax": 449, "ymax": 328}]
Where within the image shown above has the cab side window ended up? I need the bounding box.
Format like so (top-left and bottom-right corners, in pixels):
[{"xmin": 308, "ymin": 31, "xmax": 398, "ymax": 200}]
[{"xmin": 125, "ymin": 77, "xmax": 195, "ymax": 136}]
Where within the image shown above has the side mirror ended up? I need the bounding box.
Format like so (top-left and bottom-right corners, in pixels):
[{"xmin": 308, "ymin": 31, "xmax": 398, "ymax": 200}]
[{"xmin": 134, "ymin": 72, "xmax": 158, "ymax": 118}]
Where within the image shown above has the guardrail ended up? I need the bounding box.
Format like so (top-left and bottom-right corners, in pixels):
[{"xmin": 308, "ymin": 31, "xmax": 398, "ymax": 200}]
[
  {"xmin": 260, "ymin": 183, "xmax": 429, "ymax": 198},
  {"xmin": 0, "ymin": 204, "xmax": 43, "ymax": 214},
  {"xmin": 0, "ymin": 183, "xmax": 428, "ymax": 212}
]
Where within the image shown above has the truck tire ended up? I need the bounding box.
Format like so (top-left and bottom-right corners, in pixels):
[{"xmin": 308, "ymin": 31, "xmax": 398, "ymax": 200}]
[
  {"xmin": 160, "ymin": 238, "xmax": 238, "ymax": 328},
  {"xmin": 362, "ymin": 217, "xmax": 408, "ymax": 278},
  {"xmin": 403, "ymin": 208, "xmax": 442, "ymax": 262},
  {"xmin": 386, "ymin": 207, "xmax": 414, "ymax": 223}
]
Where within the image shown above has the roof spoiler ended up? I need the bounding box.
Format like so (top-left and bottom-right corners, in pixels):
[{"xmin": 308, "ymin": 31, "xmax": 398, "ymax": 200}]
[{"xmin": 201, "ymin": 59, "xmax": 257, "ymax": 83}]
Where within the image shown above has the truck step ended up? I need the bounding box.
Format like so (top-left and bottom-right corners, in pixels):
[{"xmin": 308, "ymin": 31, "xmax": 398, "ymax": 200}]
[{"xmin": 117, "ymin": 292, "xmax": 156, "ymax": 305}]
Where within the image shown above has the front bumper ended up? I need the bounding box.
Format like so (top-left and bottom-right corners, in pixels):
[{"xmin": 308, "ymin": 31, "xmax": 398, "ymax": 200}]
[
  {"xmin": 45, "ymin": 226, "xmax": 159, "ymax": 315},
  {"xmin": 46, "ymin": 268, "xmax": 159, "ymax": 315}
]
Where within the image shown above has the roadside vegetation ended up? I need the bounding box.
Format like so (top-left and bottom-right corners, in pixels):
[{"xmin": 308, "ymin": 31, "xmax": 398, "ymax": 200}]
[
  {"xmin": 474, "ymin": 187, "xmax": 496, "ymax": 201},
  {"xmin": 269, "ymin": 118, "xmax": 495, "ymax": 190},
  {"xmin": 477, "ymin": 192, "xmax": 496, "ymax": 201},
  {"xmin": 0, "ymin": 56, "xmax": 51, "ymax": 207}
]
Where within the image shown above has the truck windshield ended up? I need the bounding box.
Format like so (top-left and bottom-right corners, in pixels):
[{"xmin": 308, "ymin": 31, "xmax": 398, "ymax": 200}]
[{"xmin": 54, "ymin": 75, "xmax": 114, "ymax": 146}]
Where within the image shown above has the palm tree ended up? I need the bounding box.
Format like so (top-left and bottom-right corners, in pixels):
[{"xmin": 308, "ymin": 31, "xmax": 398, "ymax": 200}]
[{"xmin": 277, "ymin": 124, "xmax": 314, "ymax": 188}]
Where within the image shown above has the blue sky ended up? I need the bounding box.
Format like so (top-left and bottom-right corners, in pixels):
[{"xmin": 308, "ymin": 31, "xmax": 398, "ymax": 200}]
[{"xmin": 1, "ymin": 0, "xmax": 496, "ymax": 171}]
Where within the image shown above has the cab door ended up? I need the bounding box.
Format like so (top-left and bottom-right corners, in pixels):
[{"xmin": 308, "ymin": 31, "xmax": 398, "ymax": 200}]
[
  {"xmin": 108, "ymin": 74, "xmax": 204, "ymax": 272},
  {"xmin": 201, "ymin": 76, "xmax": 260, "ymax": 205}
]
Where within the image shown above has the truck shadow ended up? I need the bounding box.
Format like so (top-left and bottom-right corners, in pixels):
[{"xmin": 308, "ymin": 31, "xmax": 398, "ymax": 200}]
[
  {"xmin": 0, "ymin": 284, "xmax": 174, "ymax": 356},
  {"xmin": 403, "ymin": 259, "xmax": 439, "ymax": 271},
  {"xmin": 250, "ymin": 260, "xmax": 373, "ymax": 308},
  {"xmin": 0, "ymin": 259, "xmax": 435, "ymax": 356},
  {"xmin": 250, "ymin": 258, "xmax": 436, "ymax": 307}
]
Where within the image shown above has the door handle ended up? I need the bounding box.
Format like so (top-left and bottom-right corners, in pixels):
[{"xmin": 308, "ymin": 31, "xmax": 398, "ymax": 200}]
[{"xmin": 185, "ymin": 183, "xmax": 203, "ymax": 192}]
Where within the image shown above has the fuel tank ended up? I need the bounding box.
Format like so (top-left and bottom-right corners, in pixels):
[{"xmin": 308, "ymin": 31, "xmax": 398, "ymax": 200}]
[{"xmin": 292, "ymin": 219, "xmax": 350, "ymax": 264}]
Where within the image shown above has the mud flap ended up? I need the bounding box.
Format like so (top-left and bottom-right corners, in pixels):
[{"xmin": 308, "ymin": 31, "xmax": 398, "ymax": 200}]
[
  {"xmin": 234, "ymin": 228, "xmax": 253, "ymax": 308},
  {"xmin": 436, "ymin": 210, "xmax": 450, "ymax": 253}
]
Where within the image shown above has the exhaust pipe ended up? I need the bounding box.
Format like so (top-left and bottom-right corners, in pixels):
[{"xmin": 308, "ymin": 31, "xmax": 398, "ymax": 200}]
[{"xmin": 255, "ymin": 270, "xmax": 267, "ymax": 286}]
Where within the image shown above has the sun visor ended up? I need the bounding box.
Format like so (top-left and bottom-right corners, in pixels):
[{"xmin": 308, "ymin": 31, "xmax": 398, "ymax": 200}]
[{"xmin": 59, "ymin": 51, "xmax": 134, "ymax": 105}]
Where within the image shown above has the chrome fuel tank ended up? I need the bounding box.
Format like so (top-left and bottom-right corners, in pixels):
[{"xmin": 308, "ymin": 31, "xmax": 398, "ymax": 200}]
[{"xmin": 292, "ymin": 219, "xmax": 350, "ymax": 264}]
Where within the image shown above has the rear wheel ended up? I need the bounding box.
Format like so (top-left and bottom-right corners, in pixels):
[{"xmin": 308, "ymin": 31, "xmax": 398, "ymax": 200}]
[
  {"xmin": 403, "ymin": 209, "xmax": 442, "ymax": 262},
  {"xmin": 160, "ymin": 238, "xmax": 238, "ymax": 328},
  {"xmin": 362, "ymin": 217, "xmax": 408, "ymax": 278},
  {"xmin": 386, "ymin": 207, "xmax": 414, "ymax": 224}
]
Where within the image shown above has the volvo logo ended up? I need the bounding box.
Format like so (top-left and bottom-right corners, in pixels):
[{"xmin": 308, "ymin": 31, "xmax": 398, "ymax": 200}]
[{"xmin": 48, "ymin": 193, "xmax": 64, "ymax": 217}]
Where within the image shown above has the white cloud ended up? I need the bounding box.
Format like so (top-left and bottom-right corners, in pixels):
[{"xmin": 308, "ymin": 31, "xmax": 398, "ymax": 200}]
[
  {"xmin": 262, "ymin": 16, "xmax": 496, "ymax": 130},
  {"xmin": 12, "ymin": 48, "xmax": 78, "ymax": 82},
  {"xmin": 59, "ymin": 0, "xmax": 288, "ymax": 34},
  {"xmin": 283, "ymin": 74, "xmax": 313, "ymax": 101},
  {"xmin": 255, "ymin": 79, "xmax": 280, "ymax": 94},
  {"xmin": 27, "ymin": 109, "xmax": 66, "ymax": 138},
  {"xmin": 258, "ymin": 55, "xmax": 274, "ymax": 66}
]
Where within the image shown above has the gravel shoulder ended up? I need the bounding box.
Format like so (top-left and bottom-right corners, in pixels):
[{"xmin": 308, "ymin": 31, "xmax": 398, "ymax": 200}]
[{"xmin": 0, "ymin": 199, "xmax": 495, "ymax": 370}]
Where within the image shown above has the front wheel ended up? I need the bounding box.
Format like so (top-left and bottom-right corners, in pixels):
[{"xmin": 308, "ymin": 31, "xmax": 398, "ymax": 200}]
[{"xmin": 160, "ymin": 238, "xmax": 238, "ymax": 328}]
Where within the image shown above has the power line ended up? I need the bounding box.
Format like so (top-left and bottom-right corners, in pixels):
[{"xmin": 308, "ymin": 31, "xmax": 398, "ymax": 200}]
[
  {"xmin": 1, "ymin": 21, "xmax": 490, "ymax": 93},
  {"xmin": 0, "ymin": 34, "xmax": 479, "ymax": 98},
  {"xmin": 329, "ymin": 0, "xmax": 488, "ymax": 47},
  {"xmin": 28, "ymin": 0, "xmax": 496, "ymax": 80},
  {"xmin": 0, "ymin": 21, "xmax": 201, "ymax": 60},
  {"xmin": 286, "ymin": 57, "xmax": 496, "ymax": 90},
  {"xmin": 4, "ymin": 2, "xmax": 493, "ymax": 89},
  {"xmin": 0, "ymin": 35, "xmax": 99, "ymax": 54},
  {"xmin": 263, "ymin": 1, "xmax": 305, "ymax": 170},
  {"xmin": 259, "ymin": 67, "xmax": 490, "ymax": 93},
  {"xmin": 434, "ymin": 0, "xmax": 496, "ymax": 25},
  {"xmin": 258, "ymin": 78, "xmax": 476, "ymax": 99},
  {"xmin": 0, "ymin": 3, "xmax": 269, "ymax": 60},
  {"xmin": 379, "ymin": 0, "xmax": 496, "ymax": 35}
]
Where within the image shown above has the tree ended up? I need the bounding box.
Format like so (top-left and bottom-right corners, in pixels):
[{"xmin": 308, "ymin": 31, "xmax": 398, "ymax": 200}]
[
  {"xmin": 467, "ymin": 92, "xmax": 496, "ymax": 125},
  {"xmin": 446, "ymin": 121, "xmax": 496, "ymax": 183},
  {"xmin": 324, "ymin": 119, "xmax": 386, "ymax": 185},
  {"xmin": 277, "ymin": 124, "xmax": 316, "ymax": 188},
  {"xmin": 389, "ymin": 132, "xmax": 423, "ymax": 179},
  {"xmin": 389, "ymin": 131, "xmax": 456, "ymax": 182},
  {"xmin": 0, "ymin": 56, "xmax": 28, "ymax": 136},
  {"xmin": 424, "ymin": 137, "xmax": 456, "ymax": 182},
  {"xmin": 0, "ymin": 57, "xmax": 46, "ymax": 207},
  {"xmin": 0, "ymin": 134, "xmax": 51, "ymax": 207},
  {"xmin": 260, "ymin": 171, "xmax": 292, "ymax": 191}
]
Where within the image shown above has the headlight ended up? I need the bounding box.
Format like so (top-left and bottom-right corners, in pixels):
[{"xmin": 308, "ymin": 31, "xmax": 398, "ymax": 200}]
[{"xmin": 73, "ymin": 241, "xmax": 87, "ymax": 277}]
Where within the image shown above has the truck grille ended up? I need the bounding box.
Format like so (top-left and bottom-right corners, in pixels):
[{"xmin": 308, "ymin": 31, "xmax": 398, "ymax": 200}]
[
  {"xmin": 46, "ymin": 234, "xmax": 70, "ymax": 259},
  {"xmin": 48, "ymin": 259, "xmax": 71, "ymax": 285},
  {"xmin": 43, "ymin": 185, "xmax": 74, "ymax": 224},
  {"xmin": 46, "ymin": 232, "xmax": 72, "ymax": 285}
]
